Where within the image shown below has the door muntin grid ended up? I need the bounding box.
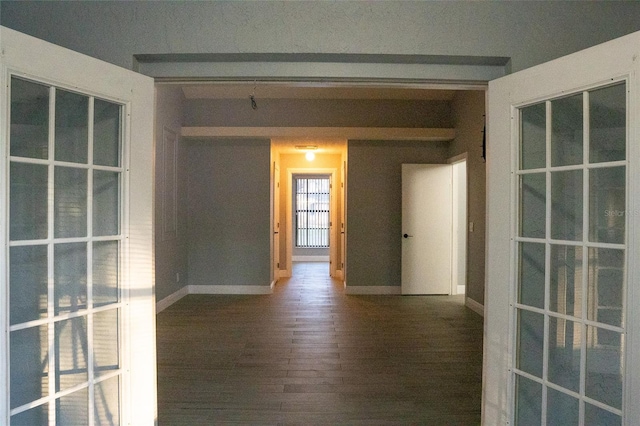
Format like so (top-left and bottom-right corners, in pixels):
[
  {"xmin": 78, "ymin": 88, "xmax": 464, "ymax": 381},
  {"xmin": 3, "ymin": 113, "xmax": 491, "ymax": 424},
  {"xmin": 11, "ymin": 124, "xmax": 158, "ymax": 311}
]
[
  {"xmin": 7, "ymin": 75, "xmax": 124, "ymax": 425},
  {"xmin": 513, "ymin": 81, "xmax": 627, "ymax": 425}
]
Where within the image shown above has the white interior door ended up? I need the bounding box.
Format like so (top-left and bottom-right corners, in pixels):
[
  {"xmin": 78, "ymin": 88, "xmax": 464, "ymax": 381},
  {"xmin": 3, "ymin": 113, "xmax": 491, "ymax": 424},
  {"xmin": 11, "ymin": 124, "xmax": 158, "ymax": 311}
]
[
  {"xmin": 0, "ymin": 27, "xmax": 155, "ymax": 425},
  {"xmin": 485, "ymin": 30, "xmax": 640, "ymax": 425},
  {"xmin": 401, "ymin": 164, "xmax": 452, "ymax": 295}
]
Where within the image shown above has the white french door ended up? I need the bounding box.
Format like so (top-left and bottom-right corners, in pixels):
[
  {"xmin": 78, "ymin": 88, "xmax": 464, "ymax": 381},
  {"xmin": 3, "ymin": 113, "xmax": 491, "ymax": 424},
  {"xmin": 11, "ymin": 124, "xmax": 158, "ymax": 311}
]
[
  {"xmin": 485, "ymin": 31, "xmax": 640, "ymax": 424},
  {"xmin": 0, "ymin": 27, "xmax": 155, "ymax": 425}
]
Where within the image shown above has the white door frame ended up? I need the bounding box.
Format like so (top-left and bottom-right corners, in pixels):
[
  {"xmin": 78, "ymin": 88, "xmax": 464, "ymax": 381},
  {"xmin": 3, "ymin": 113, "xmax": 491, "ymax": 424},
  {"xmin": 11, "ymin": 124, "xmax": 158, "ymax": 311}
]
[
  {"xmin": 448, "ymin": 153, "xmax": 468, "ymax": 296},
  {"xmin": 285, "ymin": 168, "xmax": 338, "ymax": 278},
  {"xmin": 0, "ymin": 26, "xmax": 155, "ymax": 425},
  {"xmin": 485, "ymin": 30, "xmax": 640, "ymax": 425},
  {"xmin": 272, "ymin": 161, "xmax": 281, "ymax": 285}
]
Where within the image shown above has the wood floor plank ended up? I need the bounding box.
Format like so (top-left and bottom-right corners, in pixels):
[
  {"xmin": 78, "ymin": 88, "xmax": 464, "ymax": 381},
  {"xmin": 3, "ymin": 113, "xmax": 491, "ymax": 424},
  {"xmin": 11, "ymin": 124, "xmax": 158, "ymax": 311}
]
[{"xmin": 157, "ymin": 262, "xmax": 483, "ymax": 425}]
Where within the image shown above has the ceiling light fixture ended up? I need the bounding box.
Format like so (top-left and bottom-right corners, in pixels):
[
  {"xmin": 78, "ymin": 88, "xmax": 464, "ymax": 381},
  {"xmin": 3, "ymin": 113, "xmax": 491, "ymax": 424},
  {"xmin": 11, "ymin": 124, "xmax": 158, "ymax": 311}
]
[{"xmin": 294, "ymin": 145, "xmax": 318, "ymax": 161}]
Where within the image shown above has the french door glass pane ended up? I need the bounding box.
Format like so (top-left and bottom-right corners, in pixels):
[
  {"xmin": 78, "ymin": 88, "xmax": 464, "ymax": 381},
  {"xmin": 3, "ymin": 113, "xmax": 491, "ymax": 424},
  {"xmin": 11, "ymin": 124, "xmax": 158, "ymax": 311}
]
[
  {"xmin": 520, "ymin": 103, "xmax": 546, "ymax": 170},
  {"xmin": 95, "ymin": 376, "xmax": 120, "ymax": 425},
  {"xmin": 551, "ymin": 94, "xmax": 583, "ymax": 167},
  {"xmin": 10, "ymin": 77, "xmax": 49, "ymax": 159},
  {"xmin": 516, "ymin": 309, "xmax": 544, "ymax": 378},
  {"xmin": 93, "ymin": 241, "xmax": 119, "ymax": 307},
  {"xmin": 10, "ymin": 325, "xmax": 49, "ymax": 409},
  {"xmin": 55, "ymin": 89, "xmax": 88, "ymax": 164},
  {"xmin": 547, "ymin": 388, "xmax": 579, "ymax": 425},
  {"xmin": 10, "ymin": 404, "xmax": 49, "ymax": 426},
  {"xmin": 94, "ymin": 309, "xmax": 120, "ymax": 377},
  {"xmin": 548, "ymin": 316, "xmax": 581, "ymax": 392},
  {"xmin": 55, "ymin": 317, "xmax": 88, "ymax": 392},
  {"xmin": 10, "ymin": 162, "xmax": 48, "ymax": 241},
  {"xmin": 584, "ymin": 403, "xmax": 621, "ymax": 426},
  {"xmin": 515, "ymin": 374, "xmax": 542, "ymax": 426},
  {"xmin": 550, "ymin": 245, "xmax": 582, "ymax": 318},
  {"xmin": 93, "ymin": 170, "xmax": 120, "ymax": 236},
  {"xmin": 54, "ymin": 243, "xmax": 87, "ymax": 315},
  {"xmin": 10, "ymin": 245, "xmax": 48, "ymax": 325},
  {"xmin": 94, "ymin": 99, "xmax": 121, "ymax": 167},
  {"xmin": 56, "ymin": 387, "xmax": 88, "ymax": 425},
  {"xmin": 54, "ymin": 166, "xmax": 88, "ymax": 238},
  {"xmin": 589, "ymin": 166, "xmax": 625, "ymax": 244},
  {"xmin": 588, "ymin": 248, "xmax": 624, "ymax": 327},
  {"xmin": 551, "ymin": 170, "xmax": 583, "ymax": 241},
  {"xmin": 585, "ymin": 326, "xmax": 623, "ymax": 409},
  {"xmin": 590, "ymin": 83, "xmax": 626, "ymax": 163},
  {"xmin": 518, "ymin": 242, "xmax": 545, "ymax": 309},
  {"xmin": 519, "ymin": 174, "xmax": 546, "ymax": 238}
]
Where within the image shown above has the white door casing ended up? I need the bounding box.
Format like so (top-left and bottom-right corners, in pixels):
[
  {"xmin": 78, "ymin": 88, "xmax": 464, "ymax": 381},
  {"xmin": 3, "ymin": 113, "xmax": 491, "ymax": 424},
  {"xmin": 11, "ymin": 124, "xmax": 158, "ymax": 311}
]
[
  {"xmin": 484, "ymin": 31, "xmax": 640, "ymax": 425},
  {"xmin": 340, "ymin": 159, "xmax": 347, "ymax": 282},
  {"xmin": 273, "ymin": 163, "xmax": 280, "ymax": 283},
  {"xmin": 450, "ymin": 155, "xmax": 468, "ymax": 295},
  {"xmin": 0, "ymin": 26, "xmax": 155, "ymax": 425},
  {"xmin": 401, "ymin": 164, "xmax": 452, "ymax": 295}
]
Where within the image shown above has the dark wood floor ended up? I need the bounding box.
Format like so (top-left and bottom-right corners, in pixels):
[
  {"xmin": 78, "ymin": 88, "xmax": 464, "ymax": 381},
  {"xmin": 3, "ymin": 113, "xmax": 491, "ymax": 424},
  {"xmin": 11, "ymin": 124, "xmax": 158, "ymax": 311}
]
[{"xmin": 156, "ymin": 262, "xmax": 483, "ymax": 425}]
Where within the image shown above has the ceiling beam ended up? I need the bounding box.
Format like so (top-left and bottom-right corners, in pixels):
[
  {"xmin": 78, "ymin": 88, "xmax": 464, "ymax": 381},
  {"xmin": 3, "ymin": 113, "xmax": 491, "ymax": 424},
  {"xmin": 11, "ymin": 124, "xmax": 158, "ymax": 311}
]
[{"xmin": 181, "ymin": 127, "xmax": 455, "ymax": 141}]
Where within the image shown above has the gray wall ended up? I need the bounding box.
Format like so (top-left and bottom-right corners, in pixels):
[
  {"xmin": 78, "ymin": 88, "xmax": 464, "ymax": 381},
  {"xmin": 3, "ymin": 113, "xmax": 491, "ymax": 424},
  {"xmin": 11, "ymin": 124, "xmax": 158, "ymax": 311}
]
[
  {"xmin": 186, "ymin": 139, "xmax": 271, "ymax": 287},
  {"xmin": 449, "ymin": 91, "xmax": 487, "ymax": 305},
  {"xmin": 184, "ymin": 99, "xmax": 451, "ymax": 128},
  {"xmin": 346, "ymin": 140, "xmax": 450, "ymax": 288},
  {"xmin": 2, "ymin": 2, "xmax": 640, "ymax": 74},
  {"xmin": 155, "ymin": 86, "xmax": 189, "ymax": 301}
]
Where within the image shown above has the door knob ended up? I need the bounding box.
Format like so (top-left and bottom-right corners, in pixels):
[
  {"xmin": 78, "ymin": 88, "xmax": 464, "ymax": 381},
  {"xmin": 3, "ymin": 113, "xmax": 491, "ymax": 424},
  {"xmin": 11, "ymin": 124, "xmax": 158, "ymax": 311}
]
[{"xmin": 403, "ymin": 234, "xmax": 413, "ymax": 238}]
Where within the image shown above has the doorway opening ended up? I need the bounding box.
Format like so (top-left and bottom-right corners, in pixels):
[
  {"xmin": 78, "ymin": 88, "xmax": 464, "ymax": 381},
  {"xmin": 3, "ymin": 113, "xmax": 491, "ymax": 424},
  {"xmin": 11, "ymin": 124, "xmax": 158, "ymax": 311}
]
[
  {"xmin": 284, "ymin": 167, "xmax": 340, "ymax": 279},
  {"xmin": 400, "ymin": 155, "xmax": 468, "ymax": 297},
  {"xmin": 271, "ymin": 139, "xmax": 346, "ymax": 282}
]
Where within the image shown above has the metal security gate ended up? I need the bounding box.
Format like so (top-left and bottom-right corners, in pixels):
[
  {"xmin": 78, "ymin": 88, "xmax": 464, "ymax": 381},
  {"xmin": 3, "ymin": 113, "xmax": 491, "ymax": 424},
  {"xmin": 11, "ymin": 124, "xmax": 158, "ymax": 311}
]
[{"xmin": 294, "ymin": 176, "xmax": 330, "ymax": 248}]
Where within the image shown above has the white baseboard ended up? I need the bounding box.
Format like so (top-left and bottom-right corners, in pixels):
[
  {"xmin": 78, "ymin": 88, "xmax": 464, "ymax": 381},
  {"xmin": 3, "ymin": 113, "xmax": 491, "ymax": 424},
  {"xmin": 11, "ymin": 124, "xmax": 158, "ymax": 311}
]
[
  {"xmin": 457, "ymin": 285, "xmax": 466, "ymax": 295},
  {"xmin": 292, "ymin": 255, "xmax": 330, "ymax": 262},
  {"xmin": 189, "ymin": 284, "xmax": 273, "ymax": 295},
  {"xmin": 156, "ymin": 285, "xmax": 189, "ymax": 313},
  {"xmin": 345, "ymin": 285, "xmax": 401, "ymax": 295},
  {"xmin": 465, "ymin": 297, "xmax": 484, "ymax": 317}
]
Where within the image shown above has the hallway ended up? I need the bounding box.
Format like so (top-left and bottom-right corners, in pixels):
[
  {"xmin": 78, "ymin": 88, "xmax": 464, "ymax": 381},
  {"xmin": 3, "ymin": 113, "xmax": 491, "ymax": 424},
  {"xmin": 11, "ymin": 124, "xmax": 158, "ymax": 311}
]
[{"xmin": 156, "ymin": 262, "xmax": 483, "ymax": 425}]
